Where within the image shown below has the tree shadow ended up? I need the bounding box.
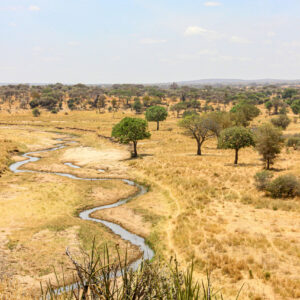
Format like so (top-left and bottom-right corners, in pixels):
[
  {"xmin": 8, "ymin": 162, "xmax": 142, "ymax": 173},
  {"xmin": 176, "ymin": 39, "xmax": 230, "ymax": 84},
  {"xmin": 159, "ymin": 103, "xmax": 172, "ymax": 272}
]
[
  {"xmin": 224, "ymin": 163, "xmax": 261, "ymax": 167},
  {"xmin": 121, "ymin": 153, "xmax": 154, "ymax": 161}
]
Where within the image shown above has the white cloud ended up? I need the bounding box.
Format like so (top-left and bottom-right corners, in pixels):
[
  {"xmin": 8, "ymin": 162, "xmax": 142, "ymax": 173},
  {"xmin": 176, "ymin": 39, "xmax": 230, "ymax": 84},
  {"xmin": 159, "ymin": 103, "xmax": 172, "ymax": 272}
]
[
  {"xmin": 140, "ymin": 38, "xmax": 166, "ymax": 44},
  {"xmin": 185, "ymin": 26, "xmax": 210, "ymax": 36},
  {"xmin": 29, "ymin": 5, "xmax": 40, "ymax": 11},
  {"xmin": 185, "ymin": 26, "xmax": 251, "ymax": 45},
  {"xmin": 9, "ymin": 22, "xmax": 17, "ymax": 27},
  {"xmin": 204, "ymin": 2, "xmax": 221, "ymax": 7},
  {"xmin": 230, "ymin": 35, "xmax": 250, "ymax": 44}
]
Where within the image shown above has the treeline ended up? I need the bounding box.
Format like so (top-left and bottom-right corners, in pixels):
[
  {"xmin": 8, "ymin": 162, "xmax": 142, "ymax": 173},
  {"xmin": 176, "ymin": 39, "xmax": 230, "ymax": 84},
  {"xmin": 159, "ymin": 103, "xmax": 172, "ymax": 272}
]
[{"xmin": 1, "ymin": 83, "xmax": 300, "ymax": 117}]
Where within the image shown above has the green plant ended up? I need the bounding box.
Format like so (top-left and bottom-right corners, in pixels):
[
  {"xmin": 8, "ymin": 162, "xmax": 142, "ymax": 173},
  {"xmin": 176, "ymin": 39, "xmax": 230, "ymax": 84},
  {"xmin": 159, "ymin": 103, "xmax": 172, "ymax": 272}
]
[
  {"xmin": 286, "ymin": 134, "xmax": 300, "ymax": 150},
  {"xmin": 41, "ymin": 241, "xmax": 243, "ymax": 300},
  {"xmin": 218, "ymin": 126, "xmax": 255, "ymax": 164},
  {"xmin": 255, "ymin": 123, "xmax": 284, "ymax": 169},
  {"xmin": 266, "ymin": 174, "xmax": 300, "ymax": 198},
  {"xmin": 179, "ymin": 114, "xmax": 215, "ymax": 155},
  {"xmin": 32, "ymin": 107, "xmax": 41, "ymax": 117},
  {"xmin": 254, "ymin": 171, "xmax": 273, "ymax": 191},
  {"xmin": 270, "ymin": 114, "xmax": 291, "ymax": 129},
  {"xmin": 145, "ymin": 106, "xmax": 168, "ymax": 130},
  {"xmin": 112, "ymin": 117, "xmax": 151, "ymax": 157}
]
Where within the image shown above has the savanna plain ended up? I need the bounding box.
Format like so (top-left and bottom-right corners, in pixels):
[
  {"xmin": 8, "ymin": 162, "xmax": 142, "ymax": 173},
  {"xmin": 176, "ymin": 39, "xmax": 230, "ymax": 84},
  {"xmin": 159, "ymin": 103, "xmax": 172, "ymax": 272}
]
[{"xmin": 0, "ymin": 91, "xmax": 300, "ymax": 300}]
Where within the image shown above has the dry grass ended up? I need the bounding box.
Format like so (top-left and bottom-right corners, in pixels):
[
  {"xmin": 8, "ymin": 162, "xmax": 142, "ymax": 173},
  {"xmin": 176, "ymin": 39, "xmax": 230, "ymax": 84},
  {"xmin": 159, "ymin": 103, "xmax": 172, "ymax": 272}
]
[
  {"xmin": 0, "ymin": 108, "xmax": 300, "ymax": 299},
  {"xmin": 0, "ymin": 126, "xmax": 140, "ymax": 297}
]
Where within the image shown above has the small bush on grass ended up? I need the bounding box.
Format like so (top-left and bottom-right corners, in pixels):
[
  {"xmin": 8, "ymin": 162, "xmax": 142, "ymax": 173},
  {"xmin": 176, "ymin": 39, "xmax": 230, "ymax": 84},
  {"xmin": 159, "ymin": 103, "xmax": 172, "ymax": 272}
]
[
  {"xmin": 266, "ymin": 174, "xmax": 300, "ymax": 198},
  {"xmin": 254, "ymin": 171, "xmax": 273, "ymax": 191}
]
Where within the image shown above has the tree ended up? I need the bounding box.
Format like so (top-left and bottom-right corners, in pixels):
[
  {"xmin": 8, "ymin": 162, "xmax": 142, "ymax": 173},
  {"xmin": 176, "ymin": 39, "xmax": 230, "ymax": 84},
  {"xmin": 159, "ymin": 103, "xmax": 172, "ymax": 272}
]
[
  {"xmin": 291, "ymin": 99, "xmax": 300, "ymax": 115},
  {"xmin": 170, "ymin": 102, "xmax": 186, "ymax": 118},
  {"xmin": 272, "ymin": 98, "xmax": 282, "ymax": 115},
  {"xmin": 111, "ymin": 117, "xmax": 151, "ymax": 157},
  {"xmin": 133, "ymin": 98, "xmax": 142, "ymax": 113},
  {"xmin": 265, "ymin": 101, "xmax": 273, "ymax": 115},
  {"xmin": 230, "ymin": 101, "xmax": 260, "ymax": 126},
  {"xmin": 206, "ymin": 111, "xmax": 232, "ymax": 137},
  {"xmin": 145, "ymin": 106, "xmax": 168, "ymax": 130},
  {"xmin": 218, "ymin": 126, "xmax": 255, "ymax": 164},
  {"xmin": 179, "ymin": 114, "xmax": 215, "ymax": 155},
  {"xmin": 255, "ymin": 123, "xmax": 284, "ymax": 169},
  {"xmin": 270, "ymin": 114, "xmax": 291, "ymax": 130}
]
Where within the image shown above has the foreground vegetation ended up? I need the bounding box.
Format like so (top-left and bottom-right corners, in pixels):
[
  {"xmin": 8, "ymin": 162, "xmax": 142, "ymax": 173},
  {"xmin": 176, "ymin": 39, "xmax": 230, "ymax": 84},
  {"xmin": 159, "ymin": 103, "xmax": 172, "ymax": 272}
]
[{"xmin": 42, "ymin": 242, "xmax": 242, "ymax": 300}]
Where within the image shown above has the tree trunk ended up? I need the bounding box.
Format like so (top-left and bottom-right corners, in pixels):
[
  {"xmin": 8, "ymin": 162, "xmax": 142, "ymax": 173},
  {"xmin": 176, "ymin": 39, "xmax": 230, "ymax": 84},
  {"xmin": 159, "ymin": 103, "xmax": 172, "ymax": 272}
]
[
  {"xmin": 197, "ymin": 141, "xmax": 202, "ymax": 155},
  {"xmin": 266, "ymin": 158, "xmax": 270, "ymax": 170},
  {"xmin": 133, "ymin": 141, "xmax": 138, "ymax": 158},
  {"xmin": 157, "ymin": 121, "xmax": 160, "ymax": 131},
  {"xmin": 234, "ymin": 148, "xmax": 239, "ymax": 165}
]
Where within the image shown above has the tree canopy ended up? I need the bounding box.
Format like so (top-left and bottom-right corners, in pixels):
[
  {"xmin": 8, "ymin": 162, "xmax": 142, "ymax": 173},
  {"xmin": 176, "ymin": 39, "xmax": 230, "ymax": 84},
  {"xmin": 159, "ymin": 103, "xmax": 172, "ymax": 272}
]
[
  {"xmin": 145, "ymin": 106, "xmax": 168, "ymax": 130},
  {"xmin": 111, "ymin": 117, "xmax": 151, "ymax": 157},
  {"xmin": 218, "ymin": 126, "xmax": 255, "ymax": 164},
  {"xmin": 179, "ymin": 114, "xmax": 215, "ymax": 155},
  {"xmin": 255, "ymin": 123, "xmax": 284, "ymax": 169}
]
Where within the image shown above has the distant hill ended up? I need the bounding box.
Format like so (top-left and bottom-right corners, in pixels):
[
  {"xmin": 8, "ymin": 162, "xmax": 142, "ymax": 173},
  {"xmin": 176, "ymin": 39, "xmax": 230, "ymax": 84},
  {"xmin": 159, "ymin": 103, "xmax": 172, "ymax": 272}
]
[
  {"xmin": 1, "ymin": 79, "xmax": 300, "ymax": 87},
  {"xmin": 174, "ymin": 79, "xmax": 300, "ymax": 87}
]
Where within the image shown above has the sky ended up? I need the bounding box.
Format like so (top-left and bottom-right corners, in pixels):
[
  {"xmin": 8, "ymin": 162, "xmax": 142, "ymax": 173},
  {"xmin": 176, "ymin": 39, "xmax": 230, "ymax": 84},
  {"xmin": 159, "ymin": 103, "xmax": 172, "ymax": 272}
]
[{"xmin": 1, "ymin": 0, "xmax": 300, "ymax": 84}]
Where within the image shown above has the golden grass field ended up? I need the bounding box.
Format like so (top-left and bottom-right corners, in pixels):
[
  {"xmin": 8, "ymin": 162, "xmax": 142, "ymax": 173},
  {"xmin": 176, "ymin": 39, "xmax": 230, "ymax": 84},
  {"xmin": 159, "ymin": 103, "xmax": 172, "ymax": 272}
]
[{"xmin": 0, "ymin": 107, "xmax": 300, "ymax": 299}]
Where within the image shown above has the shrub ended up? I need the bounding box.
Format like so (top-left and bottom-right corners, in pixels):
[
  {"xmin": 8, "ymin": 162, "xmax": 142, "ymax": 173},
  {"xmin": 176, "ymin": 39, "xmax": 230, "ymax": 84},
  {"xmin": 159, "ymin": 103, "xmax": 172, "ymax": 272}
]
[
  {"xmin": 270, "ymin": 114, "xmax": 291, "ymax": 129},
  {"xmin": 266, "ymin": 174, "xmax": 300, "ymax": 198},
  {"xmin": 286, "ymin": 134, "xmax": 300, "ymax": 150},
  {"xmin": 32, "ymin": 108, "xmax": 41, "ymax": 117},
  {"xmin": 254, "ymin": 171, "xmax": 273, "ymax": 191},
  {"xmin": 182, "ymin": 110, "xmax": 198, "ymax": 118}
]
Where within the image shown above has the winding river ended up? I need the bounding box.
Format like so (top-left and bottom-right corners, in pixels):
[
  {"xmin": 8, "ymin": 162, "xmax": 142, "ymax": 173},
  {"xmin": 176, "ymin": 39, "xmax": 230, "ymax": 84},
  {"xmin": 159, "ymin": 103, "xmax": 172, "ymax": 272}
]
[{"xmin": 9, "ymin": 137, "xmax": 154, "ymax": 291}]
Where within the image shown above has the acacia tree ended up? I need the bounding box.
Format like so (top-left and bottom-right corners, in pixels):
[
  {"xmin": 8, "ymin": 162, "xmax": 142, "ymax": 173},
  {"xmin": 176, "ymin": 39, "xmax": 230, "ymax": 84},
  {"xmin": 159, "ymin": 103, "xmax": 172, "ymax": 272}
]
[
  {"xmin": 255, "ymin": 123, "xmax": 284, "ymax": 169},
  {"xmin": 218, "ymin": 126, "xmax": 255, "ymax": 164},
  {"xmin": 111, "ymin": 117, "xmax": 151, "ymax": 157},
  {"xmin": 145, "ymin": 106, "xmax": 168, "ymax": 130},
  {"xmin": 179, "ymin": 114, "xmax": 215, "ymax": 155}
]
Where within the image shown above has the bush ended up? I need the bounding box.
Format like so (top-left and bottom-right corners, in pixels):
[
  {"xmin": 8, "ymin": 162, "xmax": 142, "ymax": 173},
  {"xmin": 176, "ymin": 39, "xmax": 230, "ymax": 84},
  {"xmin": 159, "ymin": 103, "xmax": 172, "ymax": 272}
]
[
  {"xmin": 182, "ymin": 110, "xmax": 198, "ymax": 118},
  {"xmin": 32, "ymin": 108, "xmax": 41, "ymax": 117},
  {"xmin": 270, "ymin": 114, "xmax": 291, "ymax": 129},
  {"xmin": 266, "ymin": 174, "xmax": 300, "ymax": 198},
  {"xmin": 286, "ymin": 134, "xmax": 300, "ymax": 150},
  {"xmin": 254, "ymin": 171, "xmax": 273, "ymax": 191}
]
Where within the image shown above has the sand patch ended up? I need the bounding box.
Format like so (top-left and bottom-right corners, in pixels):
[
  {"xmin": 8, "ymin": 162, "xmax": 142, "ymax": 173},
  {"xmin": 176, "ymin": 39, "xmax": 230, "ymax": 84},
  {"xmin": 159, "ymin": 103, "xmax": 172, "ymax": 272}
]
[{"xmin": 62, "ymin": 147, "xmax": 131, "ymax": 175}]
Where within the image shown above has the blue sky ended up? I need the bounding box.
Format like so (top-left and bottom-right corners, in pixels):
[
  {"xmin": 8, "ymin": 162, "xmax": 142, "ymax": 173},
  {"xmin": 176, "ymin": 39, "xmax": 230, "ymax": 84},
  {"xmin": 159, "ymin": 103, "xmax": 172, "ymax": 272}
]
[{"xmin": 1, "ymin": 0, "xmax": 300, "ymax": 83}]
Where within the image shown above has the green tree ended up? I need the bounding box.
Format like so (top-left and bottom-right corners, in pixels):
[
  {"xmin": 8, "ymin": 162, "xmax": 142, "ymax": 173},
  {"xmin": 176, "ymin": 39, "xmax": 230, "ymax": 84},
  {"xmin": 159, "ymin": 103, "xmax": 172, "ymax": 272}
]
[
  {"xmin": 255, "ymin": 123, "xmax": 284, "ymax": 169},
  {"xmin": 179, "ymin": 114, "xmax": 215, "ymax": 155},
  {"xmin": 265, "ymin": 101, "xmax": 273, "ymax": 115},
  {"xmin": 218, "ymin": 126, "xmax": 255, "ymax": 164},
  {"xmin": 291, "ymin": 99, "xmax": 300, "ymax": 115},
  {"xmin": 111, "ymin": 117, "xmax": 151, "ymax": 157},
  {"xmin": 230, "ymin": 101, "xmax": 260, "ymax": 126},
  {"xmin": 170, "ymin": 102, "xmax": 186, "ymax": 118},
  {"xmin": 133, "ymin": 98, "xmax": 142, "ymax": 113},
  {"xmin": 145, "ymin": 106, "xmax": 168, "ymax": 130},
  {"xmin": 206, "ymin": 111, "xmax": 232, "ymax": 137}
]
